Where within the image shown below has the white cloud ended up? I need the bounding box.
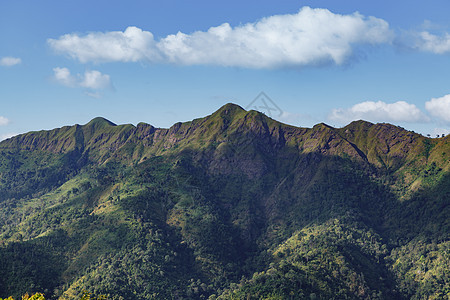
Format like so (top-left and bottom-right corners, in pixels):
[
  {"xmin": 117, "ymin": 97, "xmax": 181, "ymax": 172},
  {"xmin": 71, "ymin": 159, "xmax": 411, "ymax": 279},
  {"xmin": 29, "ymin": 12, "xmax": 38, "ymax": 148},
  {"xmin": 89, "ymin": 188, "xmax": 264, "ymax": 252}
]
[
  {"xmin": 0, "ymin": 116, "xmax": 10, "ymax": 126},
  {"xmin": 48, "ymin": 26, "xmax": 159, "ymax": 63},
  {"xmin": 411, "ymin": 31, "xmax": 450, "ymax": 54},
  {"xmin": 53, "ymin": 67, "xmax": 76, "ymax": 87},
  {"xmin": 53, "ymin": 67, "xmax": 111, "ymax": 91},
  {"xmin": 80, "ymin": 70, "xmax": 111, "ymax": 89},
  {"xmin": 425, "ymin": 94, "xmax": 450, "ymax": 123},
  {"xmin": 0, "ymin": 56, "xmax": 21, "ymax": 67},
  {"xmin": 48, "ymin": 7, "xmax": 393, "ymax": 69},
  {"xmin": 330, "ymin": 101, "xmax": 429, "ymax": 124},
  {"xmin": 158, "ymin": 8, "xmax": 392, "ymax": 68}
]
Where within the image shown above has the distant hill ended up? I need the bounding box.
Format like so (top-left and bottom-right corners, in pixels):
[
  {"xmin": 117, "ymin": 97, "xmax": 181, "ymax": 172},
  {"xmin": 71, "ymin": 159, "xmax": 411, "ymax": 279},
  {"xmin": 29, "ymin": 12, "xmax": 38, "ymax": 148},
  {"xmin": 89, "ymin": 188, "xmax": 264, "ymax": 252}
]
[{"xmin": 0, "ymin": 103, "xmax": 448, "ymax": 299}]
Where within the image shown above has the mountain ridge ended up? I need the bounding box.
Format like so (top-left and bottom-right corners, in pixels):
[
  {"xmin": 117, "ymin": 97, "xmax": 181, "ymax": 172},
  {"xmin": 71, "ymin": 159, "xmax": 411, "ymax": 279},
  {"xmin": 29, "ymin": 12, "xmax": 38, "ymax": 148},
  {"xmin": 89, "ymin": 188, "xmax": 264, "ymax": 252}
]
[
  {"xmin": 1, "ymin": 103, "xmax": 447, "ymax": 196},
  {"xmin": 0, "ymin": 103, "xmax": 448, "ymax": 299},
  {"xmin": 2, "ymin": 103, "xmax": 443, "ymax": 163}
]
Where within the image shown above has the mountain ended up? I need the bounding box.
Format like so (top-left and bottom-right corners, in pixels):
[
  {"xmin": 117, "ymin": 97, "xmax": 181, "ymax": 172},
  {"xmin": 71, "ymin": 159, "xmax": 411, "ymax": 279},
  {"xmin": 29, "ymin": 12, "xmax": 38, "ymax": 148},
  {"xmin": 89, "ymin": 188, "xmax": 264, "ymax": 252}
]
[{"xmin": 0, "ymin": 103, "xmax": 448, "ymax": 300}]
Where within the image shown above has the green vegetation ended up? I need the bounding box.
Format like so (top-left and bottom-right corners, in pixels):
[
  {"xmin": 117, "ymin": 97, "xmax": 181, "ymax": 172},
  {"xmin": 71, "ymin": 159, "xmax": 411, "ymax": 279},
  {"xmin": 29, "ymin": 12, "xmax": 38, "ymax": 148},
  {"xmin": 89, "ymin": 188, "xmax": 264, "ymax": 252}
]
[
  {"xmin": 0, "ymin": 293, "xmax": 45, "ymax": 300},
  {"xmin": 0, "ymin": 104, "xmax": 448, "ymax": 299},
  {"xmin": 0, "ymin": 291, "xmax": 106, "ymax": 300}
]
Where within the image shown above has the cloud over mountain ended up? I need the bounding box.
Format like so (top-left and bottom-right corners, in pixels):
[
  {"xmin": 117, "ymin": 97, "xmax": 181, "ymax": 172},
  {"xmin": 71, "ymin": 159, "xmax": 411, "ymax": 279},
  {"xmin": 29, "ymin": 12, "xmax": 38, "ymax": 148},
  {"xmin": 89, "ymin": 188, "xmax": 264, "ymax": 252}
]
[
  {"xmin": 329, "ymin": 100, "xmax": 429, "ymax": 124},
  {"xmin": 425, "ymin": 94, "xmax": 450, "ymax": 123},
  {"xmin": 48, "ymin": 7, "xmax": 393, "ymax": 69}
]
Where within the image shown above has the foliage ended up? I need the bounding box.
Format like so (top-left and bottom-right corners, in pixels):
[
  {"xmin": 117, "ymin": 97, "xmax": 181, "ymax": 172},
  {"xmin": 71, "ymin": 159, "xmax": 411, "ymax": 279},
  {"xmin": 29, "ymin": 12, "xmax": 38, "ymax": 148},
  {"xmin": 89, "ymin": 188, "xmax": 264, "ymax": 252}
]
[{"xmin": 0, "ymin": 291, "xmax": 107, "ymax": 300}]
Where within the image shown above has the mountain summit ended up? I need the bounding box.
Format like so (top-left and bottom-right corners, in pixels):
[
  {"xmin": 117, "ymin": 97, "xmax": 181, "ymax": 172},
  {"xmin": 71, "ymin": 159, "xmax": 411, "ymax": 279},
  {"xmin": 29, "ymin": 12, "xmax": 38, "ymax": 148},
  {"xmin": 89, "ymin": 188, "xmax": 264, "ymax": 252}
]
[
  {"xmin": 84, "ymin": 116, "xmax": 116, "ymax": 129},
  {"xmin": 0, "ymin": 104, "xmax": 448, "ymax": 299}
]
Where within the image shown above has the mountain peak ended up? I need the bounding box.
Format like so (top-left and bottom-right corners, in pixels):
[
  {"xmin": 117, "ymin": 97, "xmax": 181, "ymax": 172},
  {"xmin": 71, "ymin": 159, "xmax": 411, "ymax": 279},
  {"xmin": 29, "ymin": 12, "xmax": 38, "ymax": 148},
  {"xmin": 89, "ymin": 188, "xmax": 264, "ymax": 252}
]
[
  {"xmin": 215, "ymin": 103, "xmax": 246, "ymax": 115},
  {"xmin": 344, "ymin": 120, "xmax": 374, "ymax": 130},
  {"xmin": 205, "ymin": 103, "xmax": 247, "ymax": 126},
  {"xmin": 84, "ymin": 117, "xmax": 116, "ymax": 128}
]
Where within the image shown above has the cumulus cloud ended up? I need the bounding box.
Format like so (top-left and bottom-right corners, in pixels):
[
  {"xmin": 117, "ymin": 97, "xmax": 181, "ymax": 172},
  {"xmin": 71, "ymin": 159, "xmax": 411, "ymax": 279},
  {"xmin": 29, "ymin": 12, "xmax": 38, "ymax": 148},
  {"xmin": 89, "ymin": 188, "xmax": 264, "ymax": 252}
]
[
  {"xmin": 157, "ymin": 8, "xmax": 392, "ymax": 68},
  {"xmin": 0, "ymin": 56, "xmax": 21, "ymax": 67},
  {"xmin": 48, "ymin": 26, "xmax": 159, "ymax": 63},
  {"xmin": 409, "ymin": 31, "xmax": 450, "ymax": 54},
  {"xmin": 53, "ymin": 67, "xmax": 111, "ymax": 90},
  {"xmin": 53, "ymin": 67, "xmax": 76, "ymax": 87},
  {"xmin": 329, "ymin": 101, "xmax": 429, "ymax": 124},
  {"xmin": 0, "ymin": 116, "xmax": 10, "ymax": 126},
  {"xmin": 425, "ymin": 94, "xmax": 450, "ymax": 123},
  {"xmin": 80, "ymin": 70, "xmax": 111, "ymax": 89},
  {"xmin": 48, "ymin": 7, "xmax": 393, "ymax": 69}
]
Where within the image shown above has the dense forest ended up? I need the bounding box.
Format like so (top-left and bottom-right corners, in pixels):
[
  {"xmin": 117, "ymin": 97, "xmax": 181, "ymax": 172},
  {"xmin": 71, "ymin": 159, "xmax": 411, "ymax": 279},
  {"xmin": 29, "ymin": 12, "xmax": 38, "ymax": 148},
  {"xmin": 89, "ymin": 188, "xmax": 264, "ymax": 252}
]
[{"xmin": 0, "ymin": 104, "xmax": 448, "ymax": 299}]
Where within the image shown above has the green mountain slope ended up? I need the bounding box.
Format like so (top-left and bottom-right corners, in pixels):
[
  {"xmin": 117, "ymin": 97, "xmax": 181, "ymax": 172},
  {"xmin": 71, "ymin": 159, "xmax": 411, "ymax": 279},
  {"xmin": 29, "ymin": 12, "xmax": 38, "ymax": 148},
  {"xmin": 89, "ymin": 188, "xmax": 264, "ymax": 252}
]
[{"xmin": 0, "ymin": 104, "xmax": 448, "ymax": 299}]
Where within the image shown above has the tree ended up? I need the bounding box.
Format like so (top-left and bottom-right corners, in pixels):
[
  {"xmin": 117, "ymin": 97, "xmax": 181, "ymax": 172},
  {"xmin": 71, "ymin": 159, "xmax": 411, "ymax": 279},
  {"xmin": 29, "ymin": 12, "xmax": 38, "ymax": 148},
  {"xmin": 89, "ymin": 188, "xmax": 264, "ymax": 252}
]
[{"xmin": 0, "ymin": 293, "xmax": 45, "ymax": 300}]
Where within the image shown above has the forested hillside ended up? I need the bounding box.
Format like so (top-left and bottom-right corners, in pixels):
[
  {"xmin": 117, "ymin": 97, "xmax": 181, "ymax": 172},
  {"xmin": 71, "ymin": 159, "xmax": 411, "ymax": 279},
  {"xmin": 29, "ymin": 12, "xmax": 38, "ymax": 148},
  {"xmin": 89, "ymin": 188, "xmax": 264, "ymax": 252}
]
[{"xmin": 0, "ymin": 104, "xmax": 448, "ymax": 299}]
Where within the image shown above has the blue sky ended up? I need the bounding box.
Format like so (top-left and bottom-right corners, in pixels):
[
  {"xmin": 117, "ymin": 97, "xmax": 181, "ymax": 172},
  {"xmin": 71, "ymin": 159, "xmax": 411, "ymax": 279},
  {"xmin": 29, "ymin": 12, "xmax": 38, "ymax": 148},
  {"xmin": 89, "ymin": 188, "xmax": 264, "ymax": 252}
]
[{"xmin": 1, "ymin": 0, "xmax": 450, "ymax": 140}]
